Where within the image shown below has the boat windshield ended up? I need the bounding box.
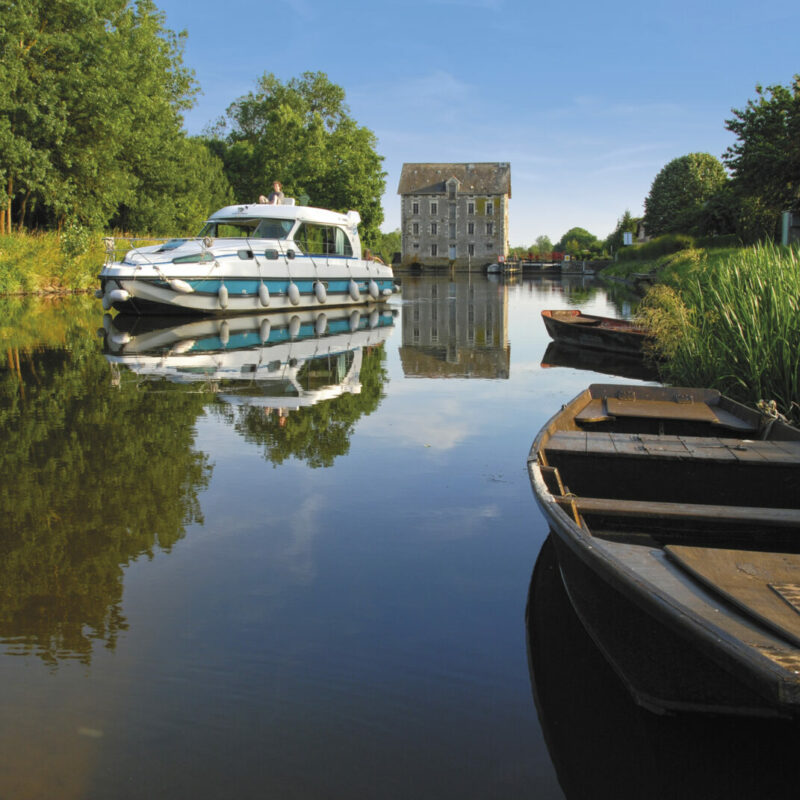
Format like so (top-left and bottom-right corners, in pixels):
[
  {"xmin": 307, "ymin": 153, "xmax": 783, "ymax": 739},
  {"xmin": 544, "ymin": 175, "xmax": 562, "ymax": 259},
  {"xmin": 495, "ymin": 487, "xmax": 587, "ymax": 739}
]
[{"xmin": 198, "ymin": 218, "xmax": 293, "ymax": 239}]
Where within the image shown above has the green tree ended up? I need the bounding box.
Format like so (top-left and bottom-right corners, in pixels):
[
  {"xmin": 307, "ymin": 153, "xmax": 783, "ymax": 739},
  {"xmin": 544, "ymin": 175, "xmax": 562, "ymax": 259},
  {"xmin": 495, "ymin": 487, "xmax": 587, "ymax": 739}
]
[
  {"xmin": 644, "ymin": 153, "xmax": 728, "ymax": 237},
  {"xmin": 604, "ymin": 210, "xmax": 641, "ymax": 252},
  {"xmin": 724, "ymin": 77, "xmax": 800, "ymax": 239},
  {"xmin": 0, "ymin": 0, "xmax": 227, "ymax": 233},
  {"xmin": 555, "ymin": 227, "xmax": 600, "ymax": 253},
  {"xmin": 534, "ymin": 235, "xmax": 553, "ymax": 255},
  {"xmin": 208, "ymin": 72, "xmax": 386, "ymax": 244}
]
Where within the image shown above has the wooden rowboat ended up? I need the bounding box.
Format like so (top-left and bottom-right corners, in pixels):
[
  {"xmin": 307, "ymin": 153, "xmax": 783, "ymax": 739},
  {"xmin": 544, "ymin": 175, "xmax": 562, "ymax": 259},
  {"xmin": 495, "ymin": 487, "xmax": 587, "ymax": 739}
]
[
  {"xmin": 541, "ymin": 309, "xmax": 650, "ymax": 355},
  {"xmin": 527, "ymin": 383, "xmax": 800, "ymax": 717}
]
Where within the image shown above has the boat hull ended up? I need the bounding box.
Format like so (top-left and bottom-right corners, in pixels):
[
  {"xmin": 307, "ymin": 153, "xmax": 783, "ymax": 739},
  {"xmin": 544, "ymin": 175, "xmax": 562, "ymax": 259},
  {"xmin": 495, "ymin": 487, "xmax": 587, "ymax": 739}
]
[
  {"xmin": 528, "ymin": 383, "xmax": 800, "ymax": 718},
  {"xmin": 541, "ymin": 309, "xmax": 648, "ymax": 355}
]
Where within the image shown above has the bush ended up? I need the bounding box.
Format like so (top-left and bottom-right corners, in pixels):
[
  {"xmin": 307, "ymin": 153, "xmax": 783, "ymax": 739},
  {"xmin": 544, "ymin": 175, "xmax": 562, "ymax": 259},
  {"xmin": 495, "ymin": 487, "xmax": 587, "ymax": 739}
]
[
  {"xmin": 60, "ymin": 220, "xmax": 91, "ymax": 259},
  {"xmin": 618, "ymin": 233, "xmax": 695, "ymax": 261}
]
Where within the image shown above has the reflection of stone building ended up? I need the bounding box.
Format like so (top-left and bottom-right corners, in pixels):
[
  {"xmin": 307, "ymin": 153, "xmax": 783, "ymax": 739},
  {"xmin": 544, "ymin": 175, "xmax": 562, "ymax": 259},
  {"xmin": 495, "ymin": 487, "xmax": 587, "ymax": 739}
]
[
  {"xmin": 397, "ymin": 162, "xmax": 511, "ymax": 268},
  {"xmin": 399, "ymin": 275, "xmax": 510, "ymax": 379}
]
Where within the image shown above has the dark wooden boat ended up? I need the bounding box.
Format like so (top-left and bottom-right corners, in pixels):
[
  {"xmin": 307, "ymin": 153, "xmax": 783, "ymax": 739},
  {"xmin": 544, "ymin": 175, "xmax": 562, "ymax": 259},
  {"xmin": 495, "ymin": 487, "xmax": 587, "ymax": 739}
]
[
  {"xmin": 527, "ymin": 383, "xmax": 800, "ymax": 717},
  {"xmin": 541, "ymin": 309, "xmax": 650, "ymax": 355}
]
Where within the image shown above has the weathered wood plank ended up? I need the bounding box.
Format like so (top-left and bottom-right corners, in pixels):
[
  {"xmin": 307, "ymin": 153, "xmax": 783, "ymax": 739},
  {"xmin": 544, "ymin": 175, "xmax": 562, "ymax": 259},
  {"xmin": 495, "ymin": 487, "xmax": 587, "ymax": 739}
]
[{"xmin": 556, "ymin": 495, "xmax": 800, "ymax": 527}]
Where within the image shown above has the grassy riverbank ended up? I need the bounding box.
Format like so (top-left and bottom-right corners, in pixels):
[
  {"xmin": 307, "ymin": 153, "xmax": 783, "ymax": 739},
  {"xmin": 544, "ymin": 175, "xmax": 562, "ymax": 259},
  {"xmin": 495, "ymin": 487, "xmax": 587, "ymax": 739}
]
[
  {"xmin": 0, "ymin": 231, "xmax": 108, "ymax": 295},
  {"xmin": 631, "ymin": 243, "xmax": 800, "ymax": 423}
]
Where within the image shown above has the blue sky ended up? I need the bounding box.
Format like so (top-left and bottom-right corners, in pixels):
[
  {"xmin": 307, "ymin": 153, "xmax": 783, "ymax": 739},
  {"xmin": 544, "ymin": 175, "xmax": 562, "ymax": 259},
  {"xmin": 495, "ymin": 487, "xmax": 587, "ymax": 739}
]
[{"xmin": 157, "ymin": 0, "xmax": 799, "ymax": 246}]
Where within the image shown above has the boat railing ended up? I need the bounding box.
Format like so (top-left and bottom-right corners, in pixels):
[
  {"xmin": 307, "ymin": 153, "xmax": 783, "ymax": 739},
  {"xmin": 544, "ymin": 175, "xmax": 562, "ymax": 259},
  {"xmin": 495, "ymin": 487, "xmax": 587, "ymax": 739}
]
[{"xmin": 102, "ymin": 236, "xmax": 213, "ymax": 266}]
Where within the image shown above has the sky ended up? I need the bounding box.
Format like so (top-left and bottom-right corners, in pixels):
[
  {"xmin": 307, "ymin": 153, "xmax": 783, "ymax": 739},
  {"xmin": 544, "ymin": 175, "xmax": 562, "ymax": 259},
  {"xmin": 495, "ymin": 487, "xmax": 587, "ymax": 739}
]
[{"xmin": 155, "ymin": 0, "xmax": 799, "ymax": 246}]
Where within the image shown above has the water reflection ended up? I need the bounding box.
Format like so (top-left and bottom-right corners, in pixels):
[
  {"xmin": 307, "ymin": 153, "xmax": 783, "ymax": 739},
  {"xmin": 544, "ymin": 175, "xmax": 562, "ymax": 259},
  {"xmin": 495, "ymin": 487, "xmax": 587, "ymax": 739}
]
[
  {"xmin": 399, "ymin": 274, "xmax": 510, "ymax": 379},
  {"xmin": 527, "ymin": 537, "xmax": 800, "ymax": 799},
  {"xmin": 104, "ymin": 308, "xmax": 394, "ymax": 468},
  {"xmin": 0, "ymin": 299, "xmax": 211, "ymax": 665},
  {"xmin": 540, "ymin": 341, "xmax": 660, "ymax": 382}
]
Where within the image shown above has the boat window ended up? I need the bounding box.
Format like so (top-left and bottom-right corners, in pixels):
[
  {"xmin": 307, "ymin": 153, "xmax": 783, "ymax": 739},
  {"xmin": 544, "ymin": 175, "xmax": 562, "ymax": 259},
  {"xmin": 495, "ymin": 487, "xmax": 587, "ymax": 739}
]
[
  {"xmin": 254, "ymin": 219, "xmax": 294, "ymax": 239},
  {"xmin": 293, "ymin": 223, "xmax": 353, "ymax": 256},
  {"xmin": 197, "ymin": 219, "xmax": 261, "ymax": 238}
]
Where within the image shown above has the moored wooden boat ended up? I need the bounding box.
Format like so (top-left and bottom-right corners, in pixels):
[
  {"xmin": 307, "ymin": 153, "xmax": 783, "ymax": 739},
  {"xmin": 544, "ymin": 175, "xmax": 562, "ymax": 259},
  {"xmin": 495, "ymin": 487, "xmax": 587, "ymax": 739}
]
[
  {"xmin": 541, "ymin": 309, "xmax": 649, "ymax": 355},
  {"xmin": 527, "ymin": 383, "xmax": 800, "ymax": 717}
]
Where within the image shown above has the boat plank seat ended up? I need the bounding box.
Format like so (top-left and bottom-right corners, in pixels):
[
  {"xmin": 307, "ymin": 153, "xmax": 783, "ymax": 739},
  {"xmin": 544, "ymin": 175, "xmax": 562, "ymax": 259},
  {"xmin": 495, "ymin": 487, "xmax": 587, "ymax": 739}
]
[
  {"xmin": 555, "ymin": 495, "xmax": 800, "ymax": 528},
  {"xmin": 666, "ymin": 546, "xmax": 800, "ymax": 648},
  {"xmin": 575, "ymin": 396, "xmax": 759, "ymax": 433},
  {"xmin": 545, "ymin": 431, "xmax": 800, "ymax": 465}
]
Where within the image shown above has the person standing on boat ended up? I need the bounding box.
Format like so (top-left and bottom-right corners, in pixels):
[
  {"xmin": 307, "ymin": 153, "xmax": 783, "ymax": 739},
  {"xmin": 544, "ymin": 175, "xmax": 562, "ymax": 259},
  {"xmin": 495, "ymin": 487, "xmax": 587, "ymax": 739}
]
[{"xmin": 267, "ymin": 181, "xmax": 284, "ymax": 205}]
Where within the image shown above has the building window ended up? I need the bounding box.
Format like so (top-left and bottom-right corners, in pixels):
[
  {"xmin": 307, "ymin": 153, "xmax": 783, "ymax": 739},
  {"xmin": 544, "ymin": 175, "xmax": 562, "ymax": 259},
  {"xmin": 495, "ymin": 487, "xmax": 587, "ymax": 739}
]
[
  {"xmin": 449, "ymin": 203, "xmax": 456, "ymax": 219},
  {"xmin": 468, "ymin": 243, "xmax": 475, "ymax": 256},
  {"xmin": 486, "ymin": 201, "xmax": 494, "ymax": 215},
  {"xmin": 431, "ymin": 244, "xmax": 438, "ymax": 256},
  {"xmin": 486, "ymin": 242, "xmax": 494, "ymax": 250},
  {"xmin": 468, "ymin": 202, "xmax": 475, "ymax": 215},
  {"xmin": 449, "ymin": 223, "xmax": 456, "ymax": 238},
  {"xmin": 448, "ymin": 183, "xmax": 456, "ymax": 201},
  {"xmin": 431, "ymin": 222, "xmax": 437, "ymax": 235},
  {"xmin": 412, "ymin": 222, "xmax": 419, "ymax": 235},
  {"xmin": 412, "ymin": 201, "xmax": 419, "ymax": 215},
  {"xmin": 431, "ymin": 201, "xmax": 438, "ymax": 215},
  {"xmin": 413, "ymin": 243, "xmax": 419, "ymax": 249},
  {"xmin": 467, "ymin": 222, "xmax": 474, "ymax": 235},
  {"xmin": 486, "ymin": 222, "xmax": 493, "ymax": 235}
]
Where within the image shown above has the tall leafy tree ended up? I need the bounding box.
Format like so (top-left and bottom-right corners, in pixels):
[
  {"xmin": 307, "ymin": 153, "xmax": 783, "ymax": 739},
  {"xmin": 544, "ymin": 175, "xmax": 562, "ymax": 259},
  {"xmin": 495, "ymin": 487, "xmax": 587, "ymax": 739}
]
[
  {"xmin": 604, "ymin": 210, "xmax": 641, "ymax": 252},
  {"xmin": 724, "ymin": 76, "xmax": 800, "ymax": 238},
  {"xmin": 554, "ymin": 227, "xmax": 600, "ymax": 253},
  {"xmin": 644, "ymin": 153, "xmax": 728, "ymax": 236},
  {"xmin": 0, "ymin": 0, "xmax": 226, "ymax": 233},
  {"xmin": 209, "ymin": 72, "xmax": 386, "ymax": 244}
]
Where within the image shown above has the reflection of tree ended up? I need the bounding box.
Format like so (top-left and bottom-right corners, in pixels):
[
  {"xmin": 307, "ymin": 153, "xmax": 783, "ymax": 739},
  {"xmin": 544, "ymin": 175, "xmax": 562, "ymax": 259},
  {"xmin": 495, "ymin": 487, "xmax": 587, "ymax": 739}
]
[
  {"xmin": 214, "ymin": 345, "xmax": 388, "ymax": 468},
  {"xmin": 0, "ymin": 300, "xmax": 210, "ymax": 666}
]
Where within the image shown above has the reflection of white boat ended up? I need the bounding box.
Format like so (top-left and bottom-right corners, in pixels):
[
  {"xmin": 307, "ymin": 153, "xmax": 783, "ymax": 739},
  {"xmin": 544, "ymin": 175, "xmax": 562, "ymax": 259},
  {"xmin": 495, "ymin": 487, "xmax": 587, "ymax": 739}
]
[
  {"xmin": 97, "ymin": 202, "xmax": 395, "ymax": 315},
  {"xmin": 102, "ymin": 307, "xmax": 395, "ymax": 409}
]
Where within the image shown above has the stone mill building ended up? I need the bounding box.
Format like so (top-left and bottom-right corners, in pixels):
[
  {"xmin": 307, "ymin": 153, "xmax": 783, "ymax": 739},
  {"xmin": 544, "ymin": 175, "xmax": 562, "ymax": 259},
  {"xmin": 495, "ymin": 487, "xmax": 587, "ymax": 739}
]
[{"xmin": 397, "ymin": 162, "xmax": 511, "ymax": 268}]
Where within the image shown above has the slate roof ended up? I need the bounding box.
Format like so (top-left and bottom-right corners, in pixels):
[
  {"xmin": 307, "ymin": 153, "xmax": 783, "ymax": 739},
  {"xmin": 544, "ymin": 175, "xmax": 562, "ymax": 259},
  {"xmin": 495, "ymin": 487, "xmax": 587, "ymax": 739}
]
[{"xmin": 397, "ymin": 162, "xmax": 511, "ymax": 198}]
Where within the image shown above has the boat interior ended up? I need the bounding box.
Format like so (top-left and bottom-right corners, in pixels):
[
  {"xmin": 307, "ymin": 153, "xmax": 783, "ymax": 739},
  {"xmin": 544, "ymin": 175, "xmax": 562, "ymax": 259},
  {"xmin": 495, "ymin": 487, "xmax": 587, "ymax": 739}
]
[{"xmin": 537, "ymin": 385, "xmax": 800, "ymax": 552}]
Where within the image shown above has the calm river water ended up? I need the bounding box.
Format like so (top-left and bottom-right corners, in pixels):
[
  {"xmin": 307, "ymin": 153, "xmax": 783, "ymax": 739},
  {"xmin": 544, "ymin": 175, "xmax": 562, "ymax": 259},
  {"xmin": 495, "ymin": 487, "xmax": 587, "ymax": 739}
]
[{"xmin": 2, "ymin": 273, "xmax": 799, "ymax": 799}]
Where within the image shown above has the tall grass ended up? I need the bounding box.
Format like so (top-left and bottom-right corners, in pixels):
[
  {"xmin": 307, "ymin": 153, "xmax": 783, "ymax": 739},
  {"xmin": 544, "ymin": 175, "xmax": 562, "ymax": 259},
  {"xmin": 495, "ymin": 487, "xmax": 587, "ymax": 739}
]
[
  {"xmin": 638, "ymin": 243, "xmax": 800, "ymax": 422},
  {"xmin": 0, "ymin": 231, "xmax": 108, "ymax": 295}
]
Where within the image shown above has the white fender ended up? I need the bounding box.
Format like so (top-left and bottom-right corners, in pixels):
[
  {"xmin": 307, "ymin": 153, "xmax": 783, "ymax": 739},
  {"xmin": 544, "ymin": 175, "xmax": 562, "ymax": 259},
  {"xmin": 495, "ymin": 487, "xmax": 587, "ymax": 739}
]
[
  {"xmin": 219, "ymin": 320, "xmax": 230, "ymax": 347},
  {"xmin": 314, "ymin": 281, "xmax": 327, "ymax": 303},
  {"xmin": 368, "ymin": 279, "xmax": 380, "ymax": 299},
  {"xmin": 382, "ymin": 288, "xmax": 393, "ymax": 296},
  {"xmin": 108, "ymin": 288, "xmax": 130, "ymax": 303},
  {"xmin": 287, "ymin": 282, "xmax": 301, "ymax": 305},
  {"xmin": 258, "ymin": 282, "xmax": 270, "ymax": 307},
  {"xmin": 349, "ymin": 310, "xmax": 361, "ymax": 332},
  {"xmin": 168, "ymin": 279, "xmax": 194, "ymax": 293},
  {"xmin": 315, "ymin": 313, "xmax": 328, "ymax": 336},
  {"xmin": 170, "ymin": 339, "xmax": 196, "ymax": 354},
  {"xmin": 110, "ymin": 331, "xmax": 131, "ymax": 346},
  {"xmin": 369, "ymin": 309, "xmax": 380, "ymax": 329},
  {"xmin": 289, "ymin": 315, "xmax": 301, "ymax": 338},
  {"xmin": 102, "ymin": 314, "xmax": 113, "ymax": 333},
  {"xmin": 348, "ymin": 279, "xmax": 360, "ymax": 301},
  {"xmin": 259, "ymin": 317, "xmax": 271, "ymax": 343},
  {"xmin": 102, "ymin": 293, "xmax": 112, "ymax": 310},
  {"xmin": 218, "ymin": 284, "xmax": 229, "ymax": 309}
]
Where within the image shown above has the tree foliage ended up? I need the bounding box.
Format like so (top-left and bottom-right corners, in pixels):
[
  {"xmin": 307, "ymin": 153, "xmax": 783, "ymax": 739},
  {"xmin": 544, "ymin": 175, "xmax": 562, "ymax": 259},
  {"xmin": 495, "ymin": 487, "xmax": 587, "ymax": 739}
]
[
  {"xmin": 554, "ymin": 227, "xmax": 600, "ymax": 254},
  {"xmin": 644, "ymin": 153, "xmax": 728, "ymax": 237},
  {"xmin": 723, "ymin": 76, "xmax": 800, "ymax": 239},
  {"xmin": 207, "ymin": 72, "xmax": 386, "ymax": 245},
  {"xmin": 0, "ymin": 0, "xmax": 231, "ymax": 234},
  {"xmin": 604, "ymin": 210, "xmax": 641, "ymax": 252}
]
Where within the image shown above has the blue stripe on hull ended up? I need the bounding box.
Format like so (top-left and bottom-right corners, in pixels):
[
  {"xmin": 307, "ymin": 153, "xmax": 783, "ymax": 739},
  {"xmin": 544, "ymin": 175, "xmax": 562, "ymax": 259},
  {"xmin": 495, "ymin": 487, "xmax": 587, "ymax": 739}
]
[{"xmin": 152, "ymin": 278, "xmax": 394, "ymax": 296}]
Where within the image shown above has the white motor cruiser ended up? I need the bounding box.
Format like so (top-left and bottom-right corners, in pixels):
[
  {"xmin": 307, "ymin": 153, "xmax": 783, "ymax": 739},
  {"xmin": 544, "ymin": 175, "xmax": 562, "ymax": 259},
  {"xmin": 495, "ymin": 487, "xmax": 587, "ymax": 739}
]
[{"xmin": 97, "ymin": 201, "xmax": 395, "ymax": 315}]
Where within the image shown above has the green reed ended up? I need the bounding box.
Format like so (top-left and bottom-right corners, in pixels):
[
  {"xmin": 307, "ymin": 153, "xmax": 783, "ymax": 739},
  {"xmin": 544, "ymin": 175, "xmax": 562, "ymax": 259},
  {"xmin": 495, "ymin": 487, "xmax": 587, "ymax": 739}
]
[{"xmin": 638, "ymin": 243, "xmax": 800, "ymax": 422}]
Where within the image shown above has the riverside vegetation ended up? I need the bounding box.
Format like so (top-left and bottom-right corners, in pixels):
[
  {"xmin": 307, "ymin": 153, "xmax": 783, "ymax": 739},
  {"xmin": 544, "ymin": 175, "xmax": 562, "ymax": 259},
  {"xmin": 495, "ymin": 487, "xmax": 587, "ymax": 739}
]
[{"xmin": 613, "ymin": 241, "xmax": 800, "ymax": 424}]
